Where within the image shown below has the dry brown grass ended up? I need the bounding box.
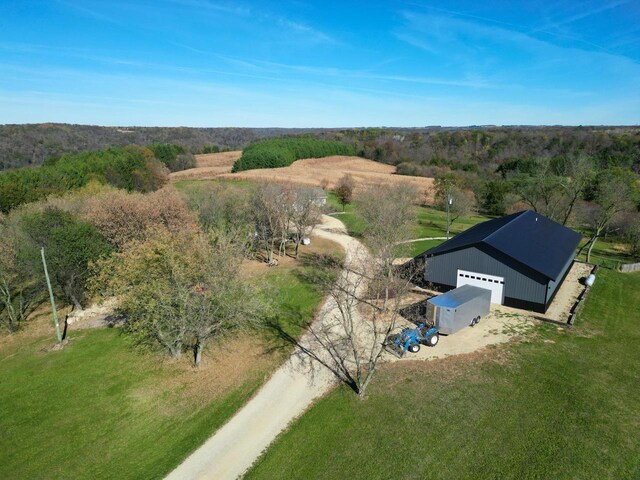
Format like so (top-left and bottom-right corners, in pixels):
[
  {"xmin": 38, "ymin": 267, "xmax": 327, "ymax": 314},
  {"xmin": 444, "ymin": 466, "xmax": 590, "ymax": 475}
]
[
  {"xmin": 171, "ymin": 154, "xmax": 435, "ymax": 203},
  {"xmin": 240, "ymin": 235, "xmax": 343, "ymax": 277},
  {"xmin": 160, "ymin": 335, "xmax": 282, "ymax": 410},
  {"xmin": 169, "ymin": 151, "xmax": 242, "ymax": 180}
]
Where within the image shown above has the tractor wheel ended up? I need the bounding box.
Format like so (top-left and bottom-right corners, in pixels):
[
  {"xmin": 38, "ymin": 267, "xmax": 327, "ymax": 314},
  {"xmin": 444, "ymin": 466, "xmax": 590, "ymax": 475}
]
[
  {"xmin": 428, "ymin": 334, "xmax": 440, "ymax": 347},
  {"xmin": 408, "ymin": 343, "xmax": 420, "ymax": 353}
]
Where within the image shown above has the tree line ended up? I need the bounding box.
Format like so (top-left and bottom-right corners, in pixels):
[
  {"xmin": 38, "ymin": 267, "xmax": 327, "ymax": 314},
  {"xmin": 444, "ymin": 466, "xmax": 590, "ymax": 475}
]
[
  {"xmin": 0, "ymin": 124, "xmax": 331, "ymax": 170},
  {"xmin": 0, "ymin": 144, "xmax": 194, "ymax": 213},
  {"xmin": 2, "ymin": 124, "xmax": 638, "ymax": 174},
  {"xmin": 231, "ymin": 137, "xmax": 356, "ymax": 172},
  {"xmin": 0, "ymin": 178, "xmax": 328, "ymax": 367}
]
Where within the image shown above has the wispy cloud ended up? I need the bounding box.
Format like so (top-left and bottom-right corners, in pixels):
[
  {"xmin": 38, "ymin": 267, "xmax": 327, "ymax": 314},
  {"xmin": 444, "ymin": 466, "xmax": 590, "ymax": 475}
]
[
  {"xmin": 167, "ymin": 0, "xmax": 337, "ymax": 45},
  {"xmin": 533, "ymin": 0, "xmax": 630, "ymax": 32},
  {"xmin": 55, "ymin": 0, "xmax": 127, "ymax": 27},
  {"xmin": 270, "ymin": 16, "xmax": 338, "ymax": 45},
  {"xmin": 165, "ymin": 0, "xmax": 251, "ymax": 17},
  {"xmin": 217, "ymin": 57, "xmax": 495, "ymax": 89},
  {"xmin": 396, "ymin": 11, "xmax": 640, "ymax": 70}
]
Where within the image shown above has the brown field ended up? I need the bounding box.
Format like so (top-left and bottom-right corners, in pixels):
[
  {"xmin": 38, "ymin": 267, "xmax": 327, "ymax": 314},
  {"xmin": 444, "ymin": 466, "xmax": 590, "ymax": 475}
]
[
  {"xmin": 169, "ymin": 151, "xmax": 242, "ymax": 180},
  {"xmin": 170, "ymin": 152, "xmax": 434, "ymax": 202}
]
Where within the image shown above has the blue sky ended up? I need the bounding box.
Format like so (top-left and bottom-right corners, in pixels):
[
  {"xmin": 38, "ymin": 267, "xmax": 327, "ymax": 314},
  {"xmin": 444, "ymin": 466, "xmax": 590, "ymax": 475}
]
[{"xmin": 0, "ymin": 0, "xmax": 638, "ymax": 127}]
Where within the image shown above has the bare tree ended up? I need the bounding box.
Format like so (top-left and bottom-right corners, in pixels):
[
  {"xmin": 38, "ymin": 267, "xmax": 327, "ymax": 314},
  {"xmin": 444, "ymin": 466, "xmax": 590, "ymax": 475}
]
[
  {"xmin": 252, "ymin": 183, "xmax": 287, "ymax": 263},
  {"xmin": 335, "ymin": 174, "xmax": 355, "ymax": 211},
  {"xmin": 436, "ymin": 185, "xmax": 475, "ymax": 235},
  {"xmin": 556, "ymin": 154, "xmax": 594, "ymax": 225},
  {"xmin": 276, "ymin": 186, "xmax": 295, "ymax": 258},
  {"xmin": 510, "ymin": 172, "xmax": 568, "ymax": 223},
  {"xmin": 578, "ymin": 169, "xmax": 638, "ymax": 263},
  {"xmin": 185, "ymin": 234, "xmax": 266, "ymax": 366},
  {"xmin": 508, "ymin": 155, "xmax": 594, "ymax": 225},
  {"xmin": 292, "ymin": 249, "xmax": 418, "ymax": 399},
  {"xmin": 290, "ymin": 187, "xmax": 322, "ymax": 259},
  {"xmin": 358, "ymin": 183, "xmax": 416, "ymax": 310}
]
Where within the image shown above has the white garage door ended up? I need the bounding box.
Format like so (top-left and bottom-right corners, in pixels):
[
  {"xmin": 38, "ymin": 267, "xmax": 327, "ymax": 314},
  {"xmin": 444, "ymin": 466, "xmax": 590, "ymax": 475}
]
[{"xmin": 456, "ymin": 269, "xmax": 505, "ymax": 304}]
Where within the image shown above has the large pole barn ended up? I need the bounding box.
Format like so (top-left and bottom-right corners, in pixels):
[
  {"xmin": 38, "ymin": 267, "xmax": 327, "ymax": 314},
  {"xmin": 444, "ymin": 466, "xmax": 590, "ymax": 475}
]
[{"xmin": 422, "ymin": 210, "xmax": 582, "ymax": 313}]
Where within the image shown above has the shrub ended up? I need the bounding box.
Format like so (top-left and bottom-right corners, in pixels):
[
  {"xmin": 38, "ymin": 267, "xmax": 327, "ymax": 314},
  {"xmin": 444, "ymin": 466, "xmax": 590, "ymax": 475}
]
[
  {"xmin": 82, "ymin": 187, "xmax": 198, "ymax": 250},
  {"xmin": 147, "ymin": 144, "xmax": 195, "ymax": 172},
  {"xmin": 201, "ymin": 144, "xmax": 220, "ymax": 154},
  {"xmin": 232, "ymin": 137, "xmax": 356, "ymax": 172}
]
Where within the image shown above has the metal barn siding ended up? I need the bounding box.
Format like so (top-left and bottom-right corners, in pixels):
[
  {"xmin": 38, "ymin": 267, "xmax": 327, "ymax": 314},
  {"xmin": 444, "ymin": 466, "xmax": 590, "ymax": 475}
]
[
  {"xmin": 545, "ymin": 253, "xmax": 576, "ymax": 308},
  {"xmin": 424, "ymin": 246, "xmax": 548, "ymax": 307}
]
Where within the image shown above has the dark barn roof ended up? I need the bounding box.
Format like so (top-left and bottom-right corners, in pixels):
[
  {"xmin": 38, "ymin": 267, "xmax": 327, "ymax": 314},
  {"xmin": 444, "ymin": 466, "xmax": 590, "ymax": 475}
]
[{"xmin": 424, "ymin": 210, "xmax": 582, "ymax": 280}]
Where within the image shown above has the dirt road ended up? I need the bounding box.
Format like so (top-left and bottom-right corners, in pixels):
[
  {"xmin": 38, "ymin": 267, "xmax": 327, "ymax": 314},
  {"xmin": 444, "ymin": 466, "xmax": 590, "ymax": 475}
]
[{"xmin": 164, "ymin": 215, "xmax": 365, "ymax": 480}]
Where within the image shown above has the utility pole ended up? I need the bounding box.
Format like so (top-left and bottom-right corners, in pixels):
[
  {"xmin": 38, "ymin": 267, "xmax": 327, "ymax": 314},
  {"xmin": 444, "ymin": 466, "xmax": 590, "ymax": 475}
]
[
  {"xmin": 41, "ymin": 247, "xmax": 62, "ymax": 343},
  {"xmin": 446, "ymin": 194, "xmax": 453, "ymax": 239}
]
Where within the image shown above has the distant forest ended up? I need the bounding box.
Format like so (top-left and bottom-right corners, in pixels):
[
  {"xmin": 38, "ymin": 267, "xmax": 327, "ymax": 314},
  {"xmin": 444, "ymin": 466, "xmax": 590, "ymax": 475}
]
[
  {"xmin": 1, "ymin": 123, "xmax": 639, "ymax": 173},
  {"xmin": 0, "ymin": 124, "xmax": 327, "ymax": 171}
]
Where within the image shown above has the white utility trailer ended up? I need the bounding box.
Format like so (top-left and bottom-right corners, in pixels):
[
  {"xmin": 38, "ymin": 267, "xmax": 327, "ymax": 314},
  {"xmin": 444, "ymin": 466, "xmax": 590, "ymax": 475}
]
[{"xmin": 426, "ymin": 285, "xmax": 491, "ymax": 335}]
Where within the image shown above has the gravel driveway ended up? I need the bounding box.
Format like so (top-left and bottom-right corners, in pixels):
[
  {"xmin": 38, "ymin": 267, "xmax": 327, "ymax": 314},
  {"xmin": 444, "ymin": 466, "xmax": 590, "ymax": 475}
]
[{"xmin": 165, "ymin": 215, "xmax": 365, "ymax": 480}]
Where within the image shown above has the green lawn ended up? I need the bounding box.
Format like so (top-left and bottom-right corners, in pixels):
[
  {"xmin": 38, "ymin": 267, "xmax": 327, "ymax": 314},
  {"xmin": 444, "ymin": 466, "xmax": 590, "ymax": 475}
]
[
  {"xmin": 414, "ymin": 207, "xmax": 490, "ymax": 238},
  {"xmin": 329, "ymin": 206, "xmax": 487, "ymax": 242},
  {"xmin": 0, "ymin": 329, "xmax": 267, "ymax": 480},
  {"xmin": 575, "ymin": 236, "xmax": 637, "ymax": 270},
  {"xmin": 246, "ymin": 269, "xmax": 640, "ymax": 479},
  {"xmin": 0, "ymin": 246, "xmax": 338, "ymax": 480},
  {"xmin": 404, "ymin": 239, "xmax": 444, "ymax": 258}
]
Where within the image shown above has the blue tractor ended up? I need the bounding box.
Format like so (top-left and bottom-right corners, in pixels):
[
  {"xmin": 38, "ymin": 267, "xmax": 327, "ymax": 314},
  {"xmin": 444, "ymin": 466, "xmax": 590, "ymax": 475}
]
[{"xmin": 385, "ymin": 323, "xmax": 440, "ymax": 358}]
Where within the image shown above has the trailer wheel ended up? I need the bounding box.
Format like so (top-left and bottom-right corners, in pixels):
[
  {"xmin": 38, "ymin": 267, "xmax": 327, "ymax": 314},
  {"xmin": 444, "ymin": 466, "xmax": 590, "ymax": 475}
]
[
  {"xmin": 427, "ymin": 334, "xmax": 439, "ymax": 347},
  {"xmin": 408, "ymin": 343, "xmax": 420, "ymax": 353},
  {"xmin": 470, "ymin": 318, "xmax": 477, "ymax": 327},
  {"xmin": 475, "ymin": 316, "xmax": 481, "ymax": 324}
]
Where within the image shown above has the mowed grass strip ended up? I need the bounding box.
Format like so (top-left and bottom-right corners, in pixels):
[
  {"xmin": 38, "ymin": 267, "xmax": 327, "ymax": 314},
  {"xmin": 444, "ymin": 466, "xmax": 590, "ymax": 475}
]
[
  {"xmin": 245, "ymin": 269, "xmax": 640, "ymax": 479},
  {"xmin": 0, "ymin": 242, "xmax": 339, "ymax": 480},
  {"xmin": 0, "ymin": 328, "xmax": 266, "ymax": 480}
]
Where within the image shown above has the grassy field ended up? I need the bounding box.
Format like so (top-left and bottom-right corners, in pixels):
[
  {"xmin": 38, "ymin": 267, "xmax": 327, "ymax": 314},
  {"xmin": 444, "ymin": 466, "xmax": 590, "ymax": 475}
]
[
  {"xmin": 246, "ymin": 268, "xmax": 640, "ymax": 479},
  {"xmin": 414, "ymin": 207, "xmax": 491, "ymax": 238},
  {"xmin": 405, "ymin": 239, "xmax": 445, "ymax": 258},
  {"xmin": 0, "ymin": 329, "xmax": 269, "ymax": 480},
  {"xmin": 575, "ymin": 236, "xmax": 636, "ymax": 270},
  {"xmin": 0, "ymin": 240, "xmax": 341, "ymax": 480}
]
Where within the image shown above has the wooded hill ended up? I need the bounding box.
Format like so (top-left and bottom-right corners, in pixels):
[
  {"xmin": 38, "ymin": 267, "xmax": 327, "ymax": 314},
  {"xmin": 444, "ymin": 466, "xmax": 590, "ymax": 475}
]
[
  {"xmin": 0, "ymin": 124, "xmax": 326, "ymax": 171},
  {"xmin": 1, "ymin": 124, "xmax": 638, "ymax": 173}
]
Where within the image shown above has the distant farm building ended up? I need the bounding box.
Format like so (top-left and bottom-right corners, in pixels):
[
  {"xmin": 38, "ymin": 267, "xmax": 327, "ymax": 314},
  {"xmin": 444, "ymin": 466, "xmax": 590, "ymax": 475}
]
[
  {"xmin": 421, "ymin": 210, "xmax": 582, "ymax": 313},
  {"xmin": 309, "ymin": 187, "xmax": 328, "ymax": 206}
]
